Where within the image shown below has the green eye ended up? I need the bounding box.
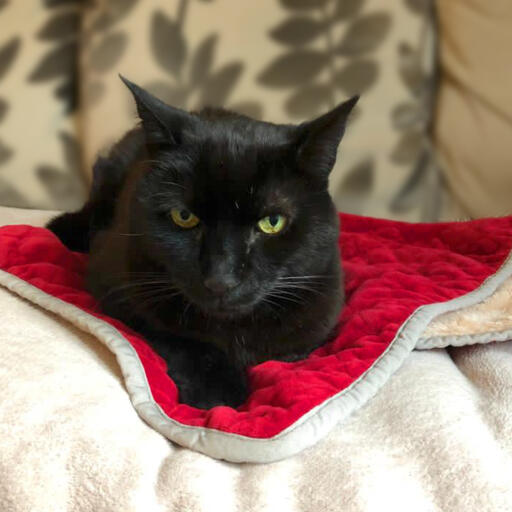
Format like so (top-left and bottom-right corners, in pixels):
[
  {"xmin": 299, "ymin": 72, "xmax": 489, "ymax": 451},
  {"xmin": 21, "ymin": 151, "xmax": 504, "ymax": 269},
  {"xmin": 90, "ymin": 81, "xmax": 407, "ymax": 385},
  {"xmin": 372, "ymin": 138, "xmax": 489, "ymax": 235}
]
[
  {"xmin": 258, "ymin": 214, "xmax": 287, "ymax": 235},
  {"xmin": 170, "ymin": 208, "xmax": 200, "ymax": 228}
]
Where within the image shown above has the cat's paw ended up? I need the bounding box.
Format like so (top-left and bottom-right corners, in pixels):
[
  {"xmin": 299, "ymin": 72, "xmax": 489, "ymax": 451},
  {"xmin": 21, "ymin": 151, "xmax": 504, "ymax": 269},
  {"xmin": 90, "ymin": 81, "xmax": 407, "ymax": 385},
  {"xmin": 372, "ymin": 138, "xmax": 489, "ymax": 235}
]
[
  {"xmin": 165, "ymin": 342, "xmax": 249, "ymax": 409},
  {"xmin": 174, "ymin": 367, "xmax": 248, "ymax": 409},
  {"xmin": 178, "ymin": 379, "xmax": 248, "ymax": 409}
]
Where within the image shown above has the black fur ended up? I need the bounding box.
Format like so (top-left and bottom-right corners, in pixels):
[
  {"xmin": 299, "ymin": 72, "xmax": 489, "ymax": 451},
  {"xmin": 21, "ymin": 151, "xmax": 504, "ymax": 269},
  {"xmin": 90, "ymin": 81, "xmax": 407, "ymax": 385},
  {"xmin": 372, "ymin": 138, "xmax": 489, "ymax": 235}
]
[{"xmin": 47, "ymin": 77, "xmax": 358, "ymax": 409}]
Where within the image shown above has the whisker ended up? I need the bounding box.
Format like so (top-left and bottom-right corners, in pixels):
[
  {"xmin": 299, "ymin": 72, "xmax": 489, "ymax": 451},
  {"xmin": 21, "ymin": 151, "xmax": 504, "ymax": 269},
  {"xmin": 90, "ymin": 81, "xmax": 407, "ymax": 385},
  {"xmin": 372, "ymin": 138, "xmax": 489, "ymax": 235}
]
[
  {"xmin": 107, "ymin": 287, "xmax": 181, "ymax": 307},
  {"xmin": 136, "ymin": 290, "xmax": 182, "ymax": 309},
  {"xmin": 105, "ymin": 285, "xmax": 177, "ymax": 301},
  {"xmin": 140, "ymin": 159, "xmax": 164, "ymax": 166},
  {"xmin": 260, "ymin": 297, "xmax": 286, "ymax": 312},
  {"xmin": 111, "ymin": 271, "xmax": 168, "ymax": 278},
  {"xmin": 99, "ymin": 279, "xmax": 177, "ymax": 301},
  {"xmin": 267, "ymin": 292, "xmax": 305, "ymax": 306},
  {"xmin": 274, "ymin": 284, "xmax": 330, "ymax": 299},
  {"xmin": 278, "ymin": 275, "xmax": 335, "ymax": 281},
  {"xmin": 111, "ymin": 273, "xmax": 165, "ymax": 278},
  {"xmin": 180, "ymin": 301, "xmax": 192, "ymax": 326},
  {"xmin": 107, "ymin": 279, "xmax": 175, "ymax": 291},
  {"xmin": 161, "ymin": 181, "xmax": 186, "ymax": 190},
  {"xmin": 271, "ymin": 289, "xmax": 307, "ymax": 300}
]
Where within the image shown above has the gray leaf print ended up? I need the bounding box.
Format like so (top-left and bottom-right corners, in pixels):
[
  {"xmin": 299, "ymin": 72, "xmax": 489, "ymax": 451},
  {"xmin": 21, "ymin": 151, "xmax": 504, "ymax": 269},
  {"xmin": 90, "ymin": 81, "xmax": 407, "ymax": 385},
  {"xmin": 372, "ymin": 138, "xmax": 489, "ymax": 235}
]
[
  {"xmin": 285, "ymin": 83, "xmax": 332, "ymax": 118},
  {"xmin": 189, "ymin": 34, "xmax": 218, "ymax": 88},
  {"xmin": 44, "ymin": 0, "xmax": 84, "ymax": 6},
  {"xmin": 85, "ymin": 80, "xmax": 105, "ymax": 106},
  {"xmin": 333, "ymin": 0, "xmax": 365, "ymax": 20},
  {"xmin": 257, "ymin": 50, "xmax": 329, "ymax": 88},
  {"xmin": 335, "ymin": 158, "xmax": 374, "ymax": 214},
  {"xmin": 390, "ymin": 132, "xmax": 423, "ymax": 165},
  {"xmin": 0, "ymin": 178, "xmax": 30, "ymax": 208},
  {"xmin": 151, "ymin": 11, "xmax": 187, "ymax": 78},
  {"xmin": 270, "ymin": 16, "xmax": 325, "ymax": 47},
  {"xmin": 37, "ymin": 132, "xmax": 86, "ymax": 210},
  {"xmin": 279, "ymin": 0, "xmax": 329, "ymax": 10},
  {"xmin": 37, "ymin": 165, "xmax": 86, "ymax": 210},
  {"xmin": 390, "ymin": 151, "xmax": 429, "ymax": 212},
  {"xmin": 0, "ymin": 37, "xmax": 21, "ymax": 81},
  {"xmin": 391, "ymin": 102, "xmax": 426, "ymax": 131},
  {"xmin": 28, "ymin": 41, "xmax": 76, "ymax": 81},
  {"xmin": 0, "ymin": 140, "xmax": 13, "ymax": 165},
  {"xmin": 229, "ymin": 101, "xmax": 263, "ymax": 120},
  {"xmin": 334, "ymin": 59, "xmax": 378, "ymax": 96},
  {"xmin": 404, "ymin": 0, "xmax": 430, "ymax": 15},
  {"xmin": 0, "ymin": 98, "xmax": 7, "ymax": 122},
  {"xmin": 91, "ymin": 0, "xmax": 139, "ymax": 32},
  {"xmin": 55, "ymin": 77, "xmax": 78, "ymax": 113},
  {"xmin": 337, "ymin": 12, "xmax": 392, "ymax": 56},
  {"xmin": 145, "ymin": 80, "xmax": 188, "ymax": 108},
  {"xmin": 37, "ymin": 11, "xmax": 80, "ymax": 41},
  {"xmin": 60, "ymin": 132, "xmax": 81, "ymax": 171},
  {"xmin": 340, "ymin": 159, "xmax": 374, "ymax": 195},
  {"xmin": 90, "ymin": 32, "xmax": 128, "ymax": 73},
  {"xmin": 197, "ymin": 63, "xmax": 243, "ymax": 107},
  {"xmin": 398, "ymin": 42, "xmax": 425, "ymax": 94}
]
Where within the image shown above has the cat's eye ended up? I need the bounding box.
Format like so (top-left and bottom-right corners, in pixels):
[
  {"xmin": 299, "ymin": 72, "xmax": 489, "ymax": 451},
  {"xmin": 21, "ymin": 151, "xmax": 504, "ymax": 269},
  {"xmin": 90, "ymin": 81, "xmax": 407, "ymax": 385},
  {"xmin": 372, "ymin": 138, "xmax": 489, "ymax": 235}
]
[
  {"xmin": 170, "ymin": 208, "xmax": 200, "ymax": 229},
  {"xmin": 257, "ymin": 214, "xmax": 287, "ymax": 235}
]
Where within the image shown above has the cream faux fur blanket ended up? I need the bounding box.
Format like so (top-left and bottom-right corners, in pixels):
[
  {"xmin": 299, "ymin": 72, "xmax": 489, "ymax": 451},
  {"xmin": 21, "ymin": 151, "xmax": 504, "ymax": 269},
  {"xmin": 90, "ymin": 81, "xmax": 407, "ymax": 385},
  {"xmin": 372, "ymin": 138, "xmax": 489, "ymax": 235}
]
[{"xmin": 1, "ymin": 206, "xmax": 512, "ymax": 512}]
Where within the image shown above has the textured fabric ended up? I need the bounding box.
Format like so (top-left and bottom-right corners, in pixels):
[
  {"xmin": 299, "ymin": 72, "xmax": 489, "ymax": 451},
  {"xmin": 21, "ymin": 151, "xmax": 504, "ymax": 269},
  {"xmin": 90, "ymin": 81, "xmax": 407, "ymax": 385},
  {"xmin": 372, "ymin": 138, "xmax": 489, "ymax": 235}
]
[
  {"xmin": 3, "ymin": 268, "xmax": 512, "ymax": 510},
  {"xmin": 423, "ymin": 275, "xmax": 512, "ymax": 341},
  {"xmin": 435, "ymin": 0, "xmax": 512, "ymax": 219},
  {"xmin": 3, "ymin": 208, "xmax": 512, "ymax": 509},
  {"xmin": 80, "ymin": 0, "xmax": 437, "ymax": 221},
  {"xmin": 0, "ymin": 1, "xmax": 87, "ymax": 210},
  {"xmin": 0, "ymin": 213, "xmax": 511, "ymax": 444},
  {"xmin": 1, "ymin": 1, "xmax": 439, "ymax": 218}
]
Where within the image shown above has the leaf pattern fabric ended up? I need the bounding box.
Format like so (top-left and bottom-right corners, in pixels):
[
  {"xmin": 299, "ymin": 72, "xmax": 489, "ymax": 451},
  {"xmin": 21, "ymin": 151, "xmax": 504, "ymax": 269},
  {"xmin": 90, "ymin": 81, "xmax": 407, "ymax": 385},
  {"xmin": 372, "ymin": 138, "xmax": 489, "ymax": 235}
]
[
  {"xmin": 256, "ymin": 0, "xmax": 437, "ymax": 221},
  {"xmin": 0, "ymin": 0, "xmax": 86, "ymax": 209},
  {"xmin": 0, "ymin": 0, "xmax": 437, "ymax": 222}
]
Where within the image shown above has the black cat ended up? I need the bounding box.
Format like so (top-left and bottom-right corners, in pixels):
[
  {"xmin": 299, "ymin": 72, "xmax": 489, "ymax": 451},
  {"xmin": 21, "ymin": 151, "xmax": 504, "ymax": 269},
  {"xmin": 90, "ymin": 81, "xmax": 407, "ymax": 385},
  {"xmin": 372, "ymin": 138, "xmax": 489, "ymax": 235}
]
[{"xmin": 48, "ymin": 76, "xmax": 358, "ymax": 409}]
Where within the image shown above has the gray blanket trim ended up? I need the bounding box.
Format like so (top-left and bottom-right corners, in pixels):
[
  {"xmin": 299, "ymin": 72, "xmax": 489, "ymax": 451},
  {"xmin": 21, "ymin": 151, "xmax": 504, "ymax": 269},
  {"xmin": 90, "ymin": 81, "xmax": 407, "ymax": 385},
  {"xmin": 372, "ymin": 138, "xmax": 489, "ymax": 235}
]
[{"xmin": 1, "ymin": 247, "xmax": 511, "ymax": 463}]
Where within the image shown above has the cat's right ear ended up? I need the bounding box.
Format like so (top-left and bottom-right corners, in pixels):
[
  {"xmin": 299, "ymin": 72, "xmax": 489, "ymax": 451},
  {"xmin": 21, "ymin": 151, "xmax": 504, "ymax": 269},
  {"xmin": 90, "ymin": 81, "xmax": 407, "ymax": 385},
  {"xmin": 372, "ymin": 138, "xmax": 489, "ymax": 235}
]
[{"xmin": 120, "ymin": 75, "xmax": 193, "ymax": 149}]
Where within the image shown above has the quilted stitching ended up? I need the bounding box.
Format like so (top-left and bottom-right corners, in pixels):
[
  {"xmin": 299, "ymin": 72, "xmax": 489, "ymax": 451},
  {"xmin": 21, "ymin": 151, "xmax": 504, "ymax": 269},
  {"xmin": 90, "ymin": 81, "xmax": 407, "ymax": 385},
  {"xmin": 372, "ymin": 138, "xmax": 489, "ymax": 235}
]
[{"xmin": 0, "ymin": 213, "xmax": 511, "ymax": 439}]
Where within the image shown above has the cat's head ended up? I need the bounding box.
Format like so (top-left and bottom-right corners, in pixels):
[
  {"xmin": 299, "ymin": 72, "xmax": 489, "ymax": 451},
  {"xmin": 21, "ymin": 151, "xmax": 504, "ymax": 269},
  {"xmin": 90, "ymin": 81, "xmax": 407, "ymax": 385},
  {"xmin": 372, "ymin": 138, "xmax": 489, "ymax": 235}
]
[{"xmin": 121, "ymin": 77, "xmax": 357, "ymax": 318}]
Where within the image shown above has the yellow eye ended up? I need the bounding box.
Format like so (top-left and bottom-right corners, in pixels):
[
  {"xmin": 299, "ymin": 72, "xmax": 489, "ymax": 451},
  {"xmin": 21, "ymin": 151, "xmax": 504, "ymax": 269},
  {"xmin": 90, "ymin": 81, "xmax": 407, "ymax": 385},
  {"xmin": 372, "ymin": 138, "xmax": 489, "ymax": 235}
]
[
  {"xmin": 258, "ymin": 214, "xmax": 287, "ymax": 235},
  {"xmin": 170, "ymin": 208, "xmax": 200, "ymax": 228}
]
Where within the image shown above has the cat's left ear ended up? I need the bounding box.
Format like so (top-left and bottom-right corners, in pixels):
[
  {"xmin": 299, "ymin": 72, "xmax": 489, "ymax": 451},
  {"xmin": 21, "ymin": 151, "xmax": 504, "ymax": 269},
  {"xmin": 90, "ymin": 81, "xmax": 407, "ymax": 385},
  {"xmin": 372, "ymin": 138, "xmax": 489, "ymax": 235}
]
[
  {"xmin": 296, "ymin": 96, "xmax": 359, "ymax": 178},
  {"xmin": 120, "ymin": 75, "xmax": 194, "ymax": 149}
]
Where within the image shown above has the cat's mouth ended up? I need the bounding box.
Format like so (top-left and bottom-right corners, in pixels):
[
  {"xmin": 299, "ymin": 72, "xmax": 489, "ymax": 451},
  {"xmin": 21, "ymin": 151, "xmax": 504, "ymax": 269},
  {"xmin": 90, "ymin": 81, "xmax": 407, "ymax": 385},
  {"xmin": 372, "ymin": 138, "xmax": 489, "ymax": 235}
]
[
  {"xmin": 179, "ymin": 284, "xmax": 268, "ymax": 319},
  {"xmin": 191, "ymin": 294, "xmax": 259, "ymax": 319}
]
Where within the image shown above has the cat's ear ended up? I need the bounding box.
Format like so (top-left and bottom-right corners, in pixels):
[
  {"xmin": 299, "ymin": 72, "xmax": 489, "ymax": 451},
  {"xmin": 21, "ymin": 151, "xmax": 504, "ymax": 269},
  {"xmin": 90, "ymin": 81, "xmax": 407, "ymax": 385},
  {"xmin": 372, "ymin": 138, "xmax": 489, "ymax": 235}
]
[
  {"xmin": 120, "ymin": 75, "xmax": 193, "ymax": 148},
  {"xmin": 296, "ymin": 96, "xmax": 359, "ymax": 178}
]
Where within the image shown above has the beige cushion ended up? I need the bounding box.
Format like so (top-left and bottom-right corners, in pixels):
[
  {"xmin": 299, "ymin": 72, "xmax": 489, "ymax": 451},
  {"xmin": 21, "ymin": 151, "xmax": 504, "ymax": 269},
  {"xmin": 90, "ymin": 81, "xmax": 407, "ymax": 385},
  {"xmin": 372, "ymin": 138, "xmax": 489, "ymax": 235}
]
[{"xmin": 435, "ymin": 1, "xmax": 512, "ymax": 219}]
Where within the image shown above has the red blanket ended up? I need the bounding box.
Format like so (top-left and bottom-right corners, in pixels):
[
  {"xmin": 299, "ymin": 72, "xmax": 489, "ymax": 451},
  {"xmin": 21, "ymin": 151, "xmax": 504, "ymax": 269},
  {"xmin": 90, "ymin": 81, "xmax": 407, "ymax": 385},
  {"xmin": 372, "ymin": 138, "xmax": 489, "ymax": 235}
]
[{"xmin": 1, "ymin": 214, "xmax": 512, "ymax": 462}]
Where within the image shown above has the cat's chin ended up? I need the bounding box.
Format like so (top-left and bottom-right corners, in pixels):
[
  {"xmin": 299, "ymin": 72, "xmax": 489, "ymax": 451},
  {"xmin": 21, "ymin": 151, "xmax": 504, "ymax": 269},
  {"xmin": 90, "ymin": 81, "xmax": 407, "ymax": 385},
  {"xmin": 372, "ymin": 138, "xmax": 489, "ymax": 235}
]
[
  {"xmin": 197, "ymin": 300, "xmax": 257, "ymax": 320},
  {"xmin": 183, "ymin": 293, "xmax": 261, "ymax": 320}
]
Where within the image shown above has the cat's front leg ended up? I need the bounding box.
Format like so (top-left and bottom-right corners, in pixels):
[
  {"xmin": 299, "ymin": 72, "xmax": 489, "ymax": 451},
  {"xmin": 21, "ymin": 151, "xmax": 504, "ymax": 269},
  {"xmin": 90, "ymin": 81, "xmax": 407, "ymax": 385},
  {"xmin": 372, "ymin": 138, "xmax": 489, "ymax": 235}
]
[{"xmin": 150, "ymin": 335, "xmax": 249, "ymax": 409}]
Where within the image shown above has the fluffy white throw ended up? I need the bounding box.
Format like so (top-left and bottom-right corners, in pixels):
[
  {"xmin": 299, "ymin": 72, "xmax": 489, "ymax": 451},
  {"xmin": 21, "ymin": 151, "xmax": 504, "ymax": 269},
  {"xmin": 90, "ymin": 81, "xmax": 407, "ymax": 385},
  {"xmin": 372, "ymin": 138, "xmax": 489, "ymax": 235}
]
[{"xmin": 1, "ymin": 206, "xmax": 512, "ymax": 512}]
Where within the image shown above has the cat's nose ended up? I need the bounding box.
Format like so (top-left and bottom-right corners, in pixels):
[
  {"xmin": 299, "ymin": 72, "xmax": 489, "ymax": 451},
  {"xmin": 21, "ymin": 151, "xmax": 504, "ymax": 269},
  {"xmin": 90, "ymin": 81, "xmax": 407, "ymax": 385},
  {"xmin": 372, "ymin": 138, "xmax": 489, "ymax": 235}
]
[{"xmin": 203, "ymin": 275, "xmax": 239, "ymax": 295}]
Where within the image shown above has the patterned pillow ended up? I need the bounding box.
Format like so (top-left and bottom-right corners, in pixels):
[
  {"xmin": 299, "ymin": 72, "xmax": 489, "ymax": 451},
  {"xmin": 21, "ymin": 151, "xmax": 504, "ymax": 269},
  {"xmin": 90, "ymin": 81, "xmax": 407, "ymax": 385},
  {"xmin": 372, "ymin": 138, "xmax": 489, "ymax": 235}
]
[
  {"xmin": 0, "ymin": 0, "xmax": 87, "ymax": 210},
  {"xmin": 80, "ymin": 0, "xmax": 438, "ymax": 221},
  {"xmin": 0, "ymin": 0, "xmax": 438, "ymax": 221}
]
